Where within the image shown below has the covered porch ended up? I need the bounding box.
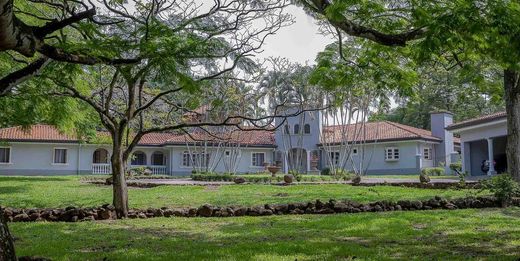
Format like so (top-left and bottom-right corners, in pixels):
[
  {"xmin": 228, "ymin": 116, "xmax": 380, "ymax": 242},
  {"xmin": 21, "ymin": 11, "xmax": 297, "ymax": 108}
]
[
  {"xmin": 91, "ymin": 148, "xmax": 170, "ymax": 175},
  {"xmin": 461, "ymin": 135, "xmax": 508, "ymax": 176}
]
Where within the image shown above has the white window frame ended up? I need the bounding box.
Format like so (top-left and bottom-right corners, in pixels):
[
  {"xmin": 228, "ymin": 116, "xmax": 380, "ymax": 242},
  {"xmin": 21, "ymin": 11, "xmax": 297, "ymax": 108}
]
[
  {"xmin": 329, "ymin": 151, "xmax": 340, "ymax": 166},
  {"xmin": 0, "ymin": 146, "xmax": 12, "ymax": 164},
  {"xmin": 251, "ymin": 152, "xmax": 266, "ymax": 167},
  {"xmin": 52, "ymin": 147, "xmax": 68, "ymax": 165},
  {"xmin": 181, "ymin": 151, "xmax": 210, "ymax": 168},
  {"xmin": 385, "ymin": 147, "xmax": 400, "ymax": 161},
  {"xmin": 423, "ymin": 147, "xmax": 432, "ymax": 160}
]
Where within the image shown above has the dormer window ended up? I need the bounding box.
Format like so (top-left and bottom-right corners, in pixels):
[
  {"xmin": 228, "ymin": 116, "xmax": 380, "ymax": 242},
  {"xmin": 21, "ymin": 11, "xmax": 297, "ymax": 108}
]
[
  {"xmin": 304, "ymin": 124, "xmax": 311, "ymax": 134},
  {"xmin": 294, "ymin": 124, "xmax": 300, "ymax": 134}
]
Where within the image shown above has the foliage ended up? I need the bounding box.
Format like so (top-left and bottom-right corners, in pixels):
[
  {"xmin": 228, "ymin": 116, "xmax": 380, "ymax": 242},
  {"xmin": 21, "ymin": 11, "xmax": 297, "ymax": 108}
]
[
  {"xmin": 421, "ymin": 167, "xmax": 445, "ymax": 177},
  {"xmin": 129, "ymin": 167, "xmax": 152, "ymax": 177},
  {"xmin": 449, "ymin": 162, "xmax": 462, "ymax": 173},
  {"xmin": 191, "ymin": 173, "xmax": 235, "ymax": 182},
  {"xmin": 482, "ymin": 174, "xmax": 520, "ymax": 207}
]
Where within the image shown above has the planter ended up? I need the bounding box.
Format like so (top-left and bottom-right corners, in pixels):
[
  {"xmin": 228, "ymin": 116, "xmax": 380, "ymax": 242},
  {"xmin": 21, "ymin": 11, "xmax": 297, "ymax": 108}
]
[{"xmin": 267, "ymin": 166, "xmax": 281, "ymax": 177}]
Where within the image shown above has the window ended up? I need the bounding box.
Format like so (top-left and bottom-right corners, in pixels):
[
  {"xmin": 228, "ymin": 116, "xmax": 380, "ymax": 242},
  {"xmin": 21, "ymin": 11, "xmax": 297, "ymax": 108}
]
[
  {"xmin": 294, "ymin": 124, "xmax": 300, "ymax": 134},
  {"xmin": 329, "ymin": 152, "xmax": 340, "ymax": 165},
  {"xmin": 304, "ymin": 124, "xmax": 311, "ymax": 134},
  {"xmin": 385, "ymin": 147, "xmax": 400, "ymax": 161},
  {"xmin": 423, "ymin": 147, "xmax": 432, "ymax": 160},
  {"xmin": 352, "ymin": 147, "xmax": 358, "ymax": 155},
  {"xmin": 0, "ymin": 147, "xmax": 10, "ymax": 164},
  {"xmin": 251, "ymin": 152, "xmax": 265, "ymax": 167},
  {"xmin": 284, "ymin": 125, "xmax": 290, "ymax": 134},
  {"xmin": 225, "ymin": 150, "xmax": 231, "ymax": 157},
  {"xmin": 131, "ymin": 151, "xmax": 147, "ymax": 165},
  {"xmin": 151, "ymin": 151, "xmax": 165, "ymax": 166},
  {"xmin": 53, "ymin": 148, "xmax": 68, "ymax": 164},
  {"xmin": 93, "ymin": 149, "xmax": 109, "ymax": 164},
  {"xmin": 182, "ymin": 151, "xmax": 210, "ymax": 167}
]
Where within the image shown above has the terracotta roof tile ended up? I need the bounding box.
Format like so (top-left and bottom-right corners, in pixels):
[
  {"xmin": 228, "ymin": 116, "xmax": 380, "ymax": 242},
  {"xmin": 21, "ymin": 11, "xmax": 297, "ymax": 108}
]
[
  {"xmin": 166, "ymin": 130, "xmax": 276, "ymax": 147},
  {"xmin": 0, "ymin": 124, "xmax": 78, "ymax": 142},
  {"xmin": 447, "ymin": 111, "xmax": 507, "ymax": 130},
  {"xmin": 321, "ymin": 121, "xmax": 442, "ymax": 144}
]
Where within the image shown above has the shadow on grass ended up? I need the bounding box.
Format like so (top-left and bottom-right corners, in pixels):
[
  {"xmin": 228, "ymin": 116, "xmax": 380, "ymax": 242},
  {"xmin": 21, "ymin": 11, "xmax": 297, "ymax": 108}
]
[{"xmin": 10, "ymin": 209, "xmax": 520, "ymax": 260}]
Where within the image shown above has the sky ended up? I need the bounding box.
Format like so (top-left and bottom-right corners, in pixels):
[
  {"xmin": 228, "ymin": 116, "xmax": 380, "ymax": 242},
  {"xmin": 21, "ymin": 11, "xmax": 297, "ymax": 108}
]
[{"xmin": 255, "ymin": 5, "xmax": 334, "ymax": 65}]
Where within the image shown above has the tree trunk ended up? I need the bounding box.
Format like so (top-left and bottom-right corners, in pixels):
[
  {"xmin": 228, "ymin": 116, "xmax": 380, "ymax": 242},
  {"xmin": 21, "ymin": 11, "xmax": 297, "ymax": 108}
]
[
  {"xmin": 111, "ymin": 144, "xmax": 129, "ymax": 218},
  {"xmin": 504, "ymin": 68, "xmax": 520, "ymax": 182},
  {"xmin": 0, "ymin": 208, "xmax": 16, "ymax": 261}
]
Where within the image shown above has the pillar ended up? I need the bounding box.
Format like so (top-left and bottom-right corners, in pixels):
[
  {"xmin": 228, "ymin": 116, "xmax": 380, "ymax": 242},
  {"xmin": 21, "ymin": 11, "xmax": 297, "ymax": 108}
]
[
  {"xmin": 487, "ymin": 138, "xmax": 496, "ymax": 175},
  {"xmin": 306, "ymin": 150, "xmax": 311, "ymax": 173}
]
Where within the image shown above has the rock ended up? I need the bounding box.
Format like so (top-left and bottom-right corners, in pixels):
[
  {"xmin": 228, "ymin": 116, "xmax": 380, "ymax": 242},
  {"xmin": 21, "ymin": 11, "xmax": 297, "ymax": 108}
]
[
  {"xmin": 283, "ymin": 174, "xmax": 294, "ymax": 184},
  {"xmin": 188, "ymin": 208, "xmax": 198, "ymax": 217},
  {"xmin": 14, "ymin": 213, "xmax": 29, "ymax": 222},
  {"xmin": 163, "ymin": 209, "xmax": 174, "ymax": 217},
  {"xmin": 197, "ymin": 204, "xmax": 214, "ymax": 217},
  {"xmin": 352, "ymin": 175, "xmax": 362, "ymax": 184},
  {"xmin": 105, "ymin": 177, "xmax": 113, "ymax": 185},
  {"xmin": 419, "ymin": 174, "xmax": 430, "ymax": 184},
  {"xmin": 395, "ymin": 205, "xmax": 402, "ymax": 211},
  {"xmin": 138, "ymin": 212, "xmax": 147, "ymax": 219},
  {"xmin": 128, "ymin": 213, "xmax": 138, "ymax": 219},
  {"xmin": 234, "ymin": 177, "xmax": 246, "ymax": 184},
  {"xmin": 333, "ymin": 203, "xmax": 349, "ymax": 213},
  {"xmin": 233, "ymin": 207, "xmax": 248, "ymax": 216},
  {"xmin": 373, "ymin": 205, "xmax": 383, "ymax": 212},
  {"xmin": 29, "ymin": 212, "xmax": 40, "ymax": 221},
  {"xmin": 444, "ymin": 203, "xmax": 457, "ymax": 210},
  {"xmin": 315, "ymin": 200, "xmax": 325, "ymax": 209},
  {"xmin": 97, "ymin": 209, "xmax": 113, "ymax": 220},
  {"xmin": 411, "ymin": 200, "xmax": 423, "ymax": 210},
  {"xmin": 70, "ymin": 216, "xmax": 79, "ymax": 222}
]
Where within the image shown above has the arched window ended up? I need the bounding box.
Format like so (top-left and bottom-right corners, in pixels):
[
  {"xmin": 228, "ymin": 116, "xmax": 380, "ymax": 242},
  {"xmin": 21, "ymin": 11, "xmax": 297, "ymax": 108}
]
[
  {"xmin": 131, "ymin": 151, "xmax": 147, "ymax": 165},
  {"xmin": 93, "ymin": 149, "xmax": 109, "ymax": 164},
  {"xmin": 151, "ymin": 151, "xmax": 165, "ymax": 166},
  {"xmin": 294, "ymin": 124, "xmax": 300, "ymax": 134},
  {"xmin": 284, "ymin": 125, "xmax": 290, "ymax": 134},
  {"xmin": 304, "ymin": 124, "xmax": 311, "ymax": 134}
]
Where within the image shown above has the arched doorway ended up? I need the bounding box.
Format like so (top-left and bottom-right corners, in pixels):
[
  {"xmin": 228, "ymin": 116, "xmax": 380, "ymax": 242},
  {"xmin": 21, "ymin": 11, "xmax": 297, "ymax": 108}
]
[
  {"xmin": 288, "ymin": 148, "xmax": 307, "ymax": 173},
  {"xmin": 93, "ymin": 148, "xmax": 109, "ymax": 164},
  {"xmin": 131, "ymin": 151, "xmax": 147, "ymax": 166}
]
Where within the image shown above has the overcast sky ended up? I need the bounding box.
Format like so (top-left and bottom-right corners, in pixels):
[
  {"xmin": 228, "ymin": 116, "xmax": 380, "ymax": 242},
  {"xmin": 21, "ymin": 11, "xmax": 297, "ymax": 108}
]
[{"xmin": 255, "ymin": 5, "xmax": 334, "ymax": 65}]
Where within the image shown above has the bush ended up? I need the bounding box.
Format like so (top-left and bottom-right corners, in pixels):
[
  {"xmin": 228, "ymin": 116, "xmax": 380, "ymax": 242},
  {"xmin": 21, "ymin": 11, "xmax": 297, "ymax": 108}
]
[
  {"xmin": 482, "ymin": 174, "xmax": 520, "ymax": 207},
  {"xmin": 191, "ymin": 173, "xmax": 234, "ymax": 182},
  {"xmin": 321, "ymin": 168, "xmax": 331, "ymax": 176},
  {"xmin": 449, "ymin": 162, "xmax": 462, "ymax": 173},
  {"xmin": 421, "ymin": 167, "xmax": 445, "ymax": 176},
  {"xmin": 288, "ymin": 170, "xmax": 302, "ymax": 182}
]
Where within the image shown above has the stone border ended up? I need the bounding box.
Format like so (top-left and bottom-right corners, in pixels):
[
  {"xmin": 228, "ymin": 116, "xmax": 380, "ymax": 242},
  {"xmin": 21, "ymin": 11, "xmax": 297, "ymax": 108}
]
[{"xmin": 3, "ymin": 196, "xmax": 518, "ymax": 222}]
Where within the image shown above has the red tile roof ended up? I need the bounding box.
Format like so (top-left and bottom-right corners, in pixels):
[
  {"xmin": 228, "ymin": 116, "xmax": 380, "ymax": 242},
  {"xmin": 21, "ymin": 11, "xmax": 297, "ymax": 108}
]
[
  {"xmin": 0, "ymin": 124, "xmax": 79, "ymax": 142},
  {"xmin": 321, "ymin": 121, "xmax": 442, "ymax": 144},
  {"xmin": 447, "ymin": 111, "xmax": 507, "ymax": 130},
  {"xmin": 166, "ymin": 129, "xmax": 276, "ymax": 147}
]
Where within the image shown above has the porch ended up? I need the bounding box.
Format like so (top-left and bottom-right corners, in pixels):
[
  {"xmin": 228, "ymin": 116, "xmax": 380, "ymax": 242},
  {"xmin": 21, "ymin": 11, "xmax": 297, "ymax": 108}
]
[
  {"xmin": 90, "ymin": 148, "xmax": 170, "ymax": 175},
  {"xmin": 462, "ymin": 135, "xmax": 508, "ymax": 176}
]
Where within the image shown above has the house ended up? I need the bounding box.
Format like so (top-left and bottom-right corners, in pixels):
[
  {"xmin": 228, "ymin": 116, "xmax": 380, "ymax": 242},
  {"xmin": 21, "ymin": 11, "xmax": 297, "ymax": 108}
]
[
  {"xmin": 0, "ymin": 110, "xmax": 459, "ymax": 176},
  {"xmin": 447, "ymin": 111, "xmax": 507, "ymax": 176}
]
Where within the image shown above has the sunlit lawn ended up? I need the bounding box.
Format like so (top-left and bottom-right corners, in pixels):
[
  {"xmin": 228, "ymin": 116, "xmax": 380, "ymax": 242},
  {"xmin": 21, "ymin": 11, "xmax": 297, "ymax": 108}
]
[
  {"xmin": 10, "ymin": 208, "xmax": 520, "ymax": 260},
  {"xmin": 0, "ymin": 176, "xmax": 485, "ymax": 209}
]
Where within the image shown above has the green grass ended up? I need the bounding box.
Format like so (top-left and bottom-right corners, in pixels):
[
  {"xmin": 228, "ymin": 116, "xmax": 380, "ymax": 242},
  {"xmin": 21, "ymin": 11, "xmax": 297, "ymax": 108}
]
[
  {"xmin": 368, "ymin": 175, "xmax": 458, "ymax": 180},
  {"xmin": 10, "ymin": 208, "xmax": 520, "ymax": 260},
  {"xmin": 0, "ymin": 176, "xmax": 485, "ymax": 209}
]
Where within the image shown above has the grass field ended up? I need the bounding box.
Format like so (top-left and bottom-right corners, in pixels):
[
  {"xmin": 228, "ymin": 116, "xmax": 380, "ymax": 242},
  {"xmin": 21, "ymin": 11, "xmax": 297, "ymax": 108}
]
[
  {"xmin": 10, "ymin": 208, "xmax": 520, "ymax": 260},
  {"xmin": 0, "ymin": 176, "xmax": 485, "ymax": 209}
]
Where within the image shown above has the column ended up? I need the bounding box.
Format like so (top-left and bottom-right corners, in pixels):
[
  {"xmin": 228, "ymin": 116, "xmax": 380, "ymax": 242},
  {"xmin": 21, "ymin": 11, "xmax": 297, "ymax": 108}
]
[
  {"xmin": 487, "ymin": 138, "xmax": 496, "ymax": 175},
  {"xmin": 283, "ymin": 152, "xmax": 289, "ymax": 174},
  {"xmin": 306, "ymin": 150, "xmax": 311, "ymax": 173}
]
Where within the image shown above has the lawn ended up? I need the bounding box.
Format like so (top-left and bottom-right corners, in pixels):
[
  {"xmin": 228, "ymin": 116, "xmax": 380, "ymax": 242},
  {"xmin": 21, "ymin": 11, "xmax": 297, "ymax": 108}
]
[
  {"xmin": 10, "ymin": 208, "xmax": 520, "ymax": 260},
  {"xmin": 0, "ymin": 176, "xmax": 485, "ymax": 209}
]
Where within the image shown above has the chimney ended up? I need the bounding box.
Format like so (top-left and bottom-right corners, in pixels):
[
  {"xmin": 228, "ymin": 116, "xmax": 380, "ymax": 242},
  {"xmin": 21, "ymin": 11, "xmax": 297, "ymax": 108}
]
[{"xmin": 430, "ymin": 111, "xmax": 455, "ymax": 173}]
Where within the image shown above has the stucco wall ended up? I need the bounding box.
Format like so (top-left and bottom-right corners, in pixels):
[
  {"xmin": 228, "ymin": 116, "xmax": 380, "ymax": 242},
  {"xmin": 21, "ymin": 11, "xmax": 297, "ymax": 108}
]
[{"xmin": 321, "ymin": 141, "xmax": 422, "ymax": 175}]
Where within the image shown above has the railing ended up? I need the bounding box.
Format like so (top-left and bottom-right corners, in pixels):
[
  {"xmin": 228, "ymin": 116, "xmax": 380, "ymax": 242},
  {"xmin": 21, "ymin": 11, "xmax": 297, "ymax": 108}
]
[
  {"xmin": 92, "ymin": 164, "xmax": 111, "ymax": 175},
  {"xmin": 129, "ymin": 165, "xmax": 168, "ymax": 176},
  {"xmin": 150, "ymin": 165, "xmax": 168, "ymax": 175}
]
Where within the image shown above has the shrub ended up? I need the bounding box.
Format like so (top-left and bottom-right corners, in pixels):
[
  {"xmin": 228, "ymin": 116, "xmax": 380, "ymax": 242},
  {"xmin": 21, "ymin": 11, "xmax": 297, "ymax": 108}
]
[
  {"xmin": 321, "ymin": 168, "xmax": 331, "ymax": 176},
  {"xmin": 191, "ymin": 173, "xmax": 234, "ymax": 182},
  {"xmin": 288, "ymin": 170, "xmax": 302, "ymax": 182},
  {"xmin": 332, "ymin": 169, "xmax": 354, "ymax": 181},
  {"xmin": 421, "ymin": 167, "xmax": 445, "ymax": 176},
  {"xmin": 482, "ymin": 174, "xmax": 520, "ymax": 207},
  {"xmin": 449, "ymin": 162, "xmax": 462, "ymax": 173}
]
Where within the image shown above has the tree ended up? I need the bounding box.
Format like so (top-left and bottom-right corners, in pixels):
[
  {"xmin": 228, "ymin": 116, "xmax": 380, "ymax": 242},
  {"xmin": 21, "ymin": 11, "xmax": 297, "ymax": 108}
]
[
  {"xmin": 297, "ymin": 0, "xmax": 520, "ymax": 181},
  {"xmin": 0, "ymin": 208, "xmax": 16, "ymax": 261},
  {"xmin": 369, "ymin": 62, "xmax": 505, "ymax": 129},
  {"xmin": 0, "ymin": 0, "xmax": 137, "ymax": 95},
  {"xmin": 46, "ymin": 0, "xmax": 292, "ymax": 218}
]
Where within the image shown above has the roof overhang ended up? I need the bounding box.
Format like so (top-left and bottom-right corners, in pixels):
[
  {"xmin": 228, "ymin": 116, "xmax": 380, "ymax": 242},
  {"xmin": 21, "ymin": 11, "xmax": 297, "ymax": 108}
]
[{"xmin": 447, "ymin": 118, "xmax": 507, "ymax": 133}]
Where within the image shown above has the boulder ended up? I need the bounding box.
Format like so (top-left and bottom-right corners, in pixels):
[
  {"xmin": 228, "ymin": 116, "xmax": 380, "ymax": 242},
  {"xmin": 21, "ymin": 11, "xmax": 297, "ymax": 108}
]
[
  {"xmin": 13, "ymin": 213, "xmax": 29, "ymax": 222},
  {"xmin": 97, "ymin": 209, "xmax": 113, "ymax": 220},
  {"xmin": 283, "ymin": 174, "xmax": 294, "ymax": 184},
  {"xmin": 419, "ymin": 174, "xmax": 430, "ymax": 184},
  {"xmin": 197, "ymin": 204, "xmax": 214, "ymax": 217}
]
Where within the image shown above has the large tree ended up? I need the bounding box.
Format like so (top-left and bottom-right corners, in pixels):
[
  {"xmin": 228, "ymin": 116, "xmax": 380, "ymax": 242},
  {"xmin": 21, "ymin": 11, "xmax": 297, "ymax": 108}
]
[
  {"xmin": 298, "ymin": 0, "xmax": 520, "ymax": 180},
  {"xmin": 44, "ymin": 0, "xmax": 292, "ymax": 218}
]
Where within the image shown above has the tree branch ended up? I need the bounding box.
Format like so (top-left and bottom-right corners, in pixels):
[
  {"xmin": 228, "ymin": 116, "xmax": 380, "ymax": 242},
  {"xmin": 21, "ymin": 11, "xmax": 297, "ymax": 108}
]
[{"xmin": 0, "ymin": 57, "xmax": 49, "ymax": 96}]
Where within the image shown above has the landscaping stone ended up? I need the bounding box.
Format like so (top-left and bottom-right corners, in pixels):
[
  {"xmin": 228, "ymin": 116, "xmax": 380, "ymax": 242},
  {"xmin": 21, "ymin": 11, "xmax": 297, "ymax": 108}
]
[
  {"xmin": 233, "ymin": 177, "xmax": 246, "ymax": 184},
  {"xmin": 283, "ymin": 174, "xmax": 294, "ymax": 184},
  {"xmin": 197, "ymin": 204, "xmax": 214, "ymax": 217}
]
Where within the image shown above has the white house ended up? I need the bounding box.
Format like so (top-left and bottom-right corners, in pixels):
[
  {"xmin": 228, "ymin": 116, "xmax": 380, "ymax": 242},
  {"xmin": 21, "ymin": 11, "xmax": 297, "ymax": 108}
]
[
  {"xmin": 447, "ymin": 111, "xmax": 508, "ymax": 176},
  {"xmin": 0, "ymin": 111, "xmax": 460, "ymax": 176}
]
